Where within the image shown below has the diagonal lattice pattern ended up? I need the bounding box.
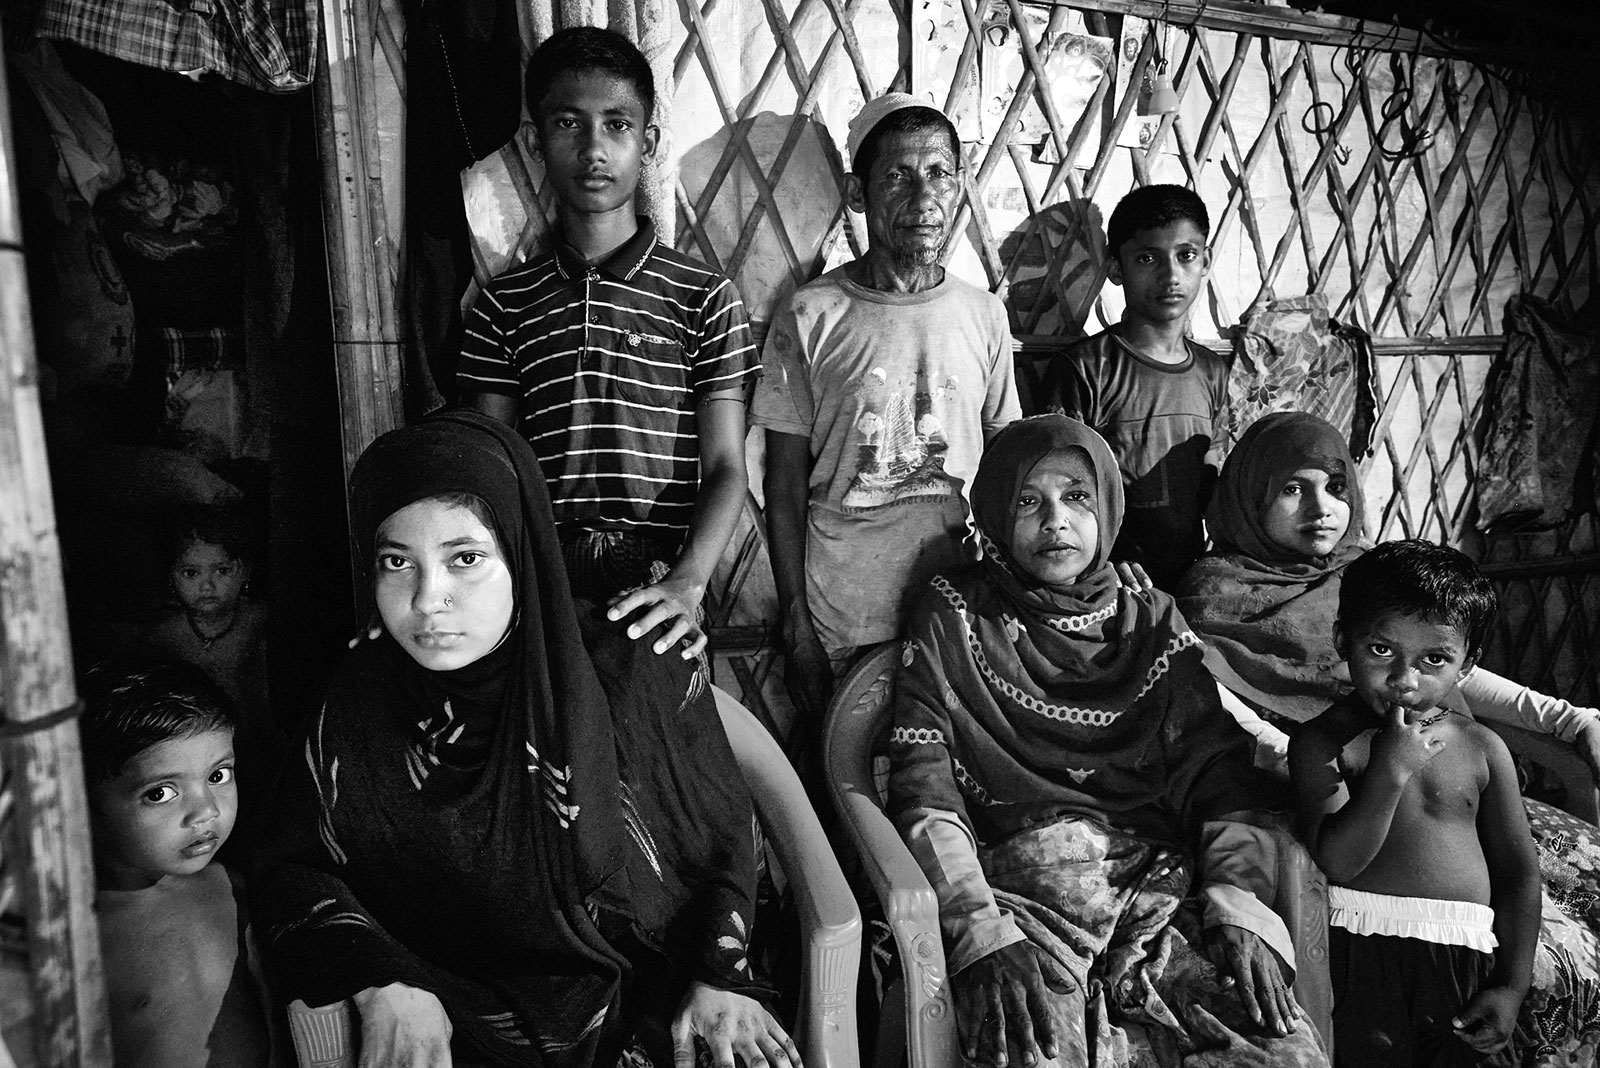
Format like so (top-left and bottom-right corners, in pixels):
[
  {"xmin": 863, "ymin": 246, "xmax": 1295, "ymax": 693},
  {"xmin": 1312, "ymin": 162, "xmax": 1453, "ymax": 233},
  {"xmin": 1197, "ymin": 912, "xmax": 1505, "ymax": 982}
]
[{"xmin": 325, "ymin": 0, "xmax": 1598, "ymax": 729}]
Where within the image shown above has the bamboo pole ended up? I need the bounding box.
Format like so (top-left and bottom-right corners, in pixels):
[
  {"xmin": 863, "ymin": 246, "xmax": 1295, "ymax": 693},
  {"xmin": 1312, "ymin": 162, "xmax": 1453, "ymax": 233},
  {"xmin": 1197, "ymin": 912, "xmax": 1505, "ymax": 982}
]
[
  {"xmin": 1012, "ymin": 333, "xmax": 1505, "ymax": 356},
  {"xmin": 317, "ymin": 0, "xmax": 405, "ymax": 485},
  {"xmin": 0, "ymin": 33, "xmax": 112, "ymax": 1068},
  {"xmin": 1045, "ymin": 0, "xmax": 1550, "ymax": 64}
]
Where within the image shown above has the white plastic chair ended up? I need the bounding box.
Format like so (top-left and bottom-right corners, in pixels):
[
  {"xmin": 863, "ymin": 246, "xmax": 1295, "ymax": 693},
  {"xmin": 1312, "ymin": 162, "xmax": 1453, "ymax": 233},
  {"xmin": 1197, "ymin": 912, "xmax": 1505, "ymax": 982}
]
[
  {"xmin": 822, "ymin": 644, "xmax": 959, "ymax": 1068},
  {"xmin": 288, "ymin": 685, "xmax": 863, "ymax": 1068},
  {"xmin": 823, "ymin": 643, "xmax": 1339, "ymax": 1065}
]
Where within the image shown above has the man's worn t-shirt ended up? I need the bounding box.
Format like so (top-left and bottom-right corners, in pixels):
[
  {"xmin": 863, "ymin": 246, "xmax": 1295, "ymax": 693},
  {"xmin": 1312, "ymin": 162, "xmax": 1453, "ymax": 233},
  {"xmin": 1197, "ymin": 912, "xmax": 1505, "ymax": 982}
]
[
  {"xmin": 750, "ymin": 268, "xmax": 1020, "ymax": 651},
  {"xmin": 1039, "ymin": 331, "xmax": 1228, "ymax": 589},
  {"xmin": 456, "ymin": 219, "xmax": 757, "ymax": 537}
]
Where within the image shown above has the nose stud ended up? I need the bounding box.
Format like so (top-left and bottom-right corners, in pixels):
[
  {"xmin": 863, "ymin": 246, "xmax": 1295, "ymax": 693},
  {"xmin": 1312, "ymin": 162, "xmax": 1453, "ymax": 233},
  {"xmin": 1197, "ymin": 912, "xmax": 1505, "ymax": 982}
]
[{"xmin": 443, "ymin": 596, "xmax": 453, "ymax": 608}]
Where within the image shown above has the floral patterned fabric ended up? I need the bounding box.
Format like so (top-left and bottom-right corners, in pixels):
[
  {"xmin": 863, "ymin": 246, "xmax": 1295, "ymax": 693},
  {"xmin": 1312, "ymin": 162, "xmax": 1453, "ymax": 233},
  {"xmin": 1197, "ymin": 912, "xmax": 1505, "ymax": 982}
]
[
  {"xmin": 985, "ymin": 817, "xmax": 1328, "ymax": 1067},
  {"xmin": 1497, "ymin": 800, "xmax": 1600, "ymax": 1067},
  {"xmin": 1217, "ymin": 293, "xmax": 1377, "ymax": 461}
]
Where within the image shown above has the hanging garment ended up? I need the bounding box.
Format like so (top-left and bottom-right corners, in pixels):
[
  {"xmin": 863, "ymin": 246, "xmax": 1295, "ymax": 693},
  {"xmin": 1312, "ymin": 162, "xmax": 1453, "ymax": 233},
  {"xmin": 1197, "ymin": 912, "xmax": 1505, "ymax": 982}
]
[
  {"xmin": 33, "ymin": 0, "xmax": 317, "ymax": 93},
  {"xmin": 7, "ymin": 61, "xmax": 136, "ymax": 395},
  {"xmin": 401, "ymin": 0, "xmax": 522, "ymax": 411},
  {"xmin": 9, "ymin": 39, "xmax": 122, "ymax": 205},
  {"xmin": 1219, "ymin": 292, "xmax": 1377, "ymax": 462},
  {"xmin": 1477, "ymin": 295, "xmax": 1600, "ymax": 533}
]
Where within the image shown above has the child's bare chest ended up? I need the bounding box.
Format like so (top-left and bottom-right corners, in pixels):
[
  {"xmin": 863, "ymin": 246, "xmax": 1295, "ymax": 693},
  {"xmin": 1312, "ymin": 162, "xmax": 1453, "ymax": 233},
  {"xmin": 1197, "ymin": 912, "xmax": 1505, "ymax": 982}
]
[{"xmin": 1340, "ymin": 724, "xmax": 1486, "ymax": 821}]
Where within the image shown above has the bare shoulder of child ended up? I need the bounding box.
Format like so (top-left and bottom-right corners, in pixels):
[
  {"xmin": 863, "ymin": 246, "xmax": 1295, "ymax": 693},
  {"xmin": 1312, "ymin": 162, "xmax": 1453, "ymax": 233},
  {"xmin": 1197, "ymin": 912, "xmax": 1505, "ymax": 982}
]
[{"xmin": 98, "ymin": 863, "xmax": 272, "ymax": 1068}]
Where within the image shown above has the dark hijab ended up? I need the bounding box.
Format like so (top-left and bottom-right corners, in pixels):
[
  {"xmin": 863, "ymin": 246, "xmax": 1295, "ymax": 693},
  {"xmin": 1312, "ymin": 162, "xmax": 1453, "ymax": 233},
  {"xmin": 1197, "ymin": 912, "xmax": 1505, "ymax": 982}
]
[
  {"xmin": 1176, "ymin": 412, "xmax": 1369, "ymax": 723},
  {"xmin": 255, "ymin": 410, "xmax": 758, "ymax": 1066}
]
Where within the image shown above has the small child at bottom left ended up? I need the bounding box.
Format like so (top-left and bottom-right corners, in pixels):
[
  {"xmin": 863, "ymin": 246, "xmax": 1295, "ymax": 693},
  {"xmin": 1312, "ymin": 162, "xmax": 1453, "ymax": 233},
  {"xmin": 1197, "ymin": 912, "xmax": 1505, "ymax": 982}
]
[{"xmin": 82, "ymin": 660, "xmax": 282, "ymax": 1068}]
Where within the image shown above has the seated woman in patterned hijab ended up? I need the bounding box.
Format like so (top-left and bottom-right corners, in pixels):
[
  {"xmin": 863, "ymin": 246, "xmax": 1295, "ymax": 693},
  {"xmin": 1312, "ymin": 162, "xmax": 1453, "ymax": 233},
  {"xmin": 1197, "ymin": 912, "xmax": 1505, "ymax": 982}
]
[
  {"xmin": 252, "ymin": 410, "xmax": 798, "ymax": 1068},
  {"xmin": 888, "ymin": 414, "xmax": 1326, "ymax": 1068}
]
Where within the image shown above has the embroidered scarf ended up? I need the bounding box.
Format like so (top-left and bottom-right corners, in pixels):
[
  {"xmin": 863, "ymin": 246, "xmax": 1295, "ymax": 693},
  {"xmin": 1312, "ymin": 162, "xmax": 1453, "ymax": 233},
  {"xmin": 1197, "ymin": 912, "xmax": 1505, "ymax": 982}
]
[
  {"xmin": 1176, "ymin": 412, "xmax": 1369, "ymax": 724},
  {"xmin": 890, "ymin": 415, "xmax": 1270, "ymax": 846},
  {"xmin": 253, "ymin": 411, "xmax": 758, "ymax": 1067}
]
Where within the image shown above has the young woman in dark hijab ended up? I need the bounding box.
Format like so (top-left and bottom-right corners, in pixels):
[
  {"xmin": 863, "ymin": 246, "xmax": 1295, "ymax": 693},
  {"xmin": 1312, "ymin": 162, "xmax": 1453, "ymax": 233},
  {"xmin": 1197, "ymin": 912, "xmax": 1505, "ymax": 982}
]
[{"xmin": 253, "ymin": 410, "xmax": 796, "ymax": 1068}]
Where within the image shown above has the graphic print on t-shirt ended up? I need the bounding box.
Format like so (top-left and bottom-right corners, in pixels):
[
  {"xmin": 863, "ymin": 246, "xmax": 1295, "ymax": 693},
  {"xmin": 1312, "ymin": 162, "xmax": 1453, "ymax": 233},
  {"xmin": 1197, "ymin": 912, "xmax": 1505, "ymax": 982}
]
[{"xmin": 842, "ymin": 362, "xmax": 958, "ymax": 512}]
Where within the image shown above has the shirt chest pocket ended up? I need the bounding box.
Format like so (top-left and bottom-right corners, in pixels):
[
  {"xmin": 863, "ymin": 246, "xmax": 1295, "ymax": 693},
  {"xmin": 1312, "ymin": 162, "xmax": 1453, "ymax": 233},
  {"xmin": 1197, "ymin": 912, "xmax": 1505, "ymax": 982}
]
[{"xmin": 610, "ymin": 332, "xmax": 690, "ymax": 409}]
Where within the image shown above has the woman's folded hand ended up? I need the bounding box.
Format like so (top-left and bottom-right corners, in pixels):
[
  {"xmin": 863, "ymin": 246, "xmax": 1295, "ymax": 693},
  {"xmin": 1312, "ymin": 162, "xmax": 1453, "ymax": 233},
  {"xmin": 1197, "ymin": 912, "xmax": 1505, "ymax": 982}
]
[
  {"xmin": 1203, "ymin": 925, "xmax": 1297, "ymax": 1036},
  {"xmin": 352, "ymin": 982, "xmax": 453, "ymax": 1068},
  {"xmin": 953, "ymin": 942, "xmax": 1067, "ymax": 1068},
  {"xmin": 671, "ymin": 980, "xmax": 801, "ymax": 1068}
]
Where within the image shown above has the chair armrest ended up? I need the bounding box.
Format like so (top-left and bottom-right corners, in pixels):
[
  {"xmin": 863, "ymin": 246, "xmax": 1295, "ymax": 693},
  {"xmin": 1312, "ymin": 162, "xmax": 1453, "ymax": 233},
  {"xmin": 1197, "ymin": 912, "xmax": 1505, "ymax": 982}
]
[
  {"xmin": 713, "ymin": 688, "xmax": 862, "ymax": 1068},
  {"xmin": 826, "ymin": 741, "xmax": 959, "ymax": 1068},
  {"xmin": 1276, "ymin": 833, "xmax": 1333, "ymax": 1055},
  {"xmin": 1486, "ymin": 720, "xmax": 1600, "ymax": 823},
  {"xmin": 286, "ymin": 998, "xmax": 355, "ymax": 1068},
  {"xmin": 833, "ymin": 780, "xmax": 960, "ymax": 1068}
]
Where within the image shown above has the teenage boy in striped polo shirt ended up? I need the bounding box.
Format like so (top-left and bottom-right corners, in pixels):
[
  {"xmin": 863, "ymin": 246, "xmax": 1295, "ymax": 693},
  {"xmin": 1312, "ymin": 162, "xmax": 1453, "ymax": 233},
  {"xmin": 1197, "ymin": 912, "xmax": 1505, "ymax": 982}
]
[{"xmin": 459, "ymin": 27, "xmax": 757, "ymax": 661}]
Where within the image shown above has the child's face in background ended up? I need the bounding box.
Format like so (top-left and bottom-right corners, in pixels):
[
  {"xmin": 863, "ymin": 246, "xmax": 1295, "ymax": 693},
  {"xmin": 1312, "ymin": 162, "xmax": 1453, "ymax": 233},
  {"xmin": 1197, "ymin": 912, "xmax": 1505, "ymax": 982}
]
[
  {"xmin": 172, "ymin": 541, "xmax": 248, "ymax": 616},
  {"xmin": 1107, "ymin": 219, "xmax": 1210, "ymax": 325},
  {"xmin": 1263, "ymin": 465, "xmax": 1352, "ymax": 560},
  {"xmin": 91, "ymin": 728, "xmax": 237, "ymax": 891},
  {"xmin": 535, "ymin": 70, "xmax": 657, "ymax": 221},
  {"xmin": 1337, "ymin": 610, "xmax": 1476, "ymax": 718},
  {"xmin": 1009, "ymin": 449, "xmax": 1100, "ymax": 587}
]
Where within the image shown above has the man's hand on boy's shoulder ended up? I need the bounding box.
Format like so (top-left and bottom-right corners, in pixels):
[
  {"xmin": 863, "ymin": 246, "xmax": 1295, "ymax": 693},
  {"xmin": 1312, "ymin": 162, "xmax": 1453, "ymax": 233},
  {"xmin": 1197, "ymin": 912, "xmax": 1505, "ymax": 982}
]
[
  {"xmin": 607, "ymin": 577, "xmax": 707, "ymax": 659},
  {"xmin": 1452, "ymin": 984, "xmax": 1523, "ymax": 1054}
]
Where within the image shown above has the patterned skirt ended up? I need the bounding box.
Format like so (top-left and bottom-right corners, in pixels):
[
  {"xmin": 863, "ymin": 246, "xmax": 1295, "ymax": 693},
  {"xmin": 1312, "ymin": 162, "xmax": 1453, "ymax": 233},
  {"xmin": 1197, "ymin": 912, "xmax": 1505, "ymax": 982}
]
[{"xmin": 982, "ymin": 816, "xmax": 1329, "ymax": 1068}]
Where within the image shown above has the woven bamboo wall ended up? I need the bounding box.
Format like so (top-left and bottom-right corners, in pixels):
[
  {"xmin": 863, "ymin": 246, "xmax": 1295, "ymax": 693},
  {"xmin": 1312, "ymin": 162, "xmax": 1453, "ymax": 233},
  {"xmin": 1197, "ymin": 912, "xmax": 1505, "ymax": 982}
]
[{"xmin": 328, "ymin": 0, "xmax": 1600, "ymax": 726}]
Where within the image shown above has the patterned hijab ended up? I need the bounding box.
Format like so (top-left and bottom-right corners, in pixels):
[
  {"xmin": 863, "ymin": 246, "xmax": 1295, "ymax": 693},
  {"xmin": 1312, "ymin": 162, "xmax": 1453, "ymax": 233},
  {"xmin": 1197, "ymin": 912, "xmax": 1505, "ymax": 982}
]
[
  {"xmin": 1177, "ymin": 412, "xmax": 1370, "ymax": 723},
  {"xmin": 971, "ymin": 413, "xmax": 1124, "ymax": 612},
  {"xmin": 888, "ymin": 415, "xmax": 1263, "ymax": 844}
]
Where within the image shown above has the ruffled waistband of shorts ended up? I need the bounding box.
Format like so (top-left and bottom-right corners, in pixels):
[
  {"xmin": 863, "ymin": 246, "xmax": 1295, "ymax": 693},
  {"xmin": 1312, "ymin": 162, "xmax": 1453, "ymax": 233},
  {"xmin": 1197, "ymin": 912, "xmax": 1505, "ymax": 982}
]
[{"xmin": 1328, "ymin": 885, "xmax": 1497, "ymax": 952}]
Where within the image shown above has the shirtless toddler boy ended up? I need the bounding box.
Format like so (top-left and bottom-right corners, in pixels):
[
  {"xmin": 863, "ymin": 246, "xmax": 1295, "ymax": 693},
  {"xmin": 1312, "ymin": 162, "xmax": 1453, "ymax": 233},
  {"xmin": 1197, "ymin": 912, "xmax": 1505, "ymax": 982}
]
[
  {"xmin": 83, "ymin": 661, "xmax": 278, "ymax": 1068},
  {"xmin": 1290, "ymin": 540, "xmax": 1540, "ymax": 1066}
]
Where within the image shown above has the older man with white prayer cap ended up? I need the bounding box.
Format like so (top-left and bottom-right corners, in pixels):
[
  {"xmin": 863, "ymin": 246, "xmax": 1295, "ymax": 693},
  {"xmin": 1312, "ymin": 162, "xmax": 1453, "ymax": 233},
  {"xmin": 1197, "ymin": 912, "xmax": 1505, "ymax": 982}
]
[{"xmin": 751, "ymin": 92, "xmax": 1020, "ymax": 734}]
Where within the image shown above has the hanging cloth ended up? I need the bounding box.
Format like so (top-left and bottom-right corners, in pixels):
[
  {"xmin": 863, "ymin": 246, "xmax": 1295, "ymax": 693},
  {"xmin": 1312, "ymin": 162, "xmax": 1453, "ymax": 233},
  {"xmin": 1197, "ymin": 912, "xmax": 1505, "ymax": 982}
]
[
  {"xmin": 400, "ymin": 0, "xmax": 522, "ymax": 411},
  {"xmin": 33, "ymin": 0, "xmax": 317, "ymax": 94},
  {"xmin": 1218, "ymin": 292, "xmax": 1377, "ymax": 462},
  {"xmin": 1477, "ymin": 294, "xmax": 1600, "ymax": 532}
]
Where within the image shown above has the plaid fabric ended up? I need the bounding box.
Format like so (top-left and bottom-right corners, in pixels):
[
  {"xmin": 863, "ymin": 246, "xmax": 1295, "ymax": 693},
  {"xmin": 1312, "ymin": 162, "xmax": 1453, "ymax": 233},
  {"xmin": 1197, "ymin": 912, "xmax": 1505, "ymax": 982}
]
[
  {"xmin": 160, "ymin": 326, "xmax": 239, "ymax": 376},
  {"xmin": 35, "ymin": 0, "xmax": 316, "ymax": 94},
  {"xmin": 560, "ymin": 530, "xmax": 675, "ymax": 602}
]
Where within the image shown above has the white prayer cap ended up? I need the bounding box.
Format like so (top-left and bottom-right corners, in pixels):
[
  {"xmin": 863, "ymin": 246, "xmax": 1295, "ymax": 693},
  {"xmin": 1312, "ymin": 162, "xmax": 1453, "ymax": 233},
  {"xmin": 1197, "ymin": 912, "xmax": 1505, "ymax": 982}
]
[{"xmin": 846, "ymin": 92, "xmax": 941, "ymax": 169}]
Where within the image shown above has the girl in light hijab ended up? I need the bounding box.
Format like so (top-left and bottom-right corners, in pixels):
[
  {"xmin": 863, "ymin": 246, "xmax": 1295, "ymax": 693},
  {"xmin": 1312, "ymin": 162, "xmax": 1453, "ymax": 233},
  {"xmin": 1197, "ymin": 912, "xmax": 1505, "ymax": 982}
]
[
  {"xmin": 1177, "ymin": 411, "xmax": 1600, "ymax": 1065},
  {"xmin": 1176, "ymin": 411, "xmax": 1600, "ymax": 776},
  {"xmin": 888, "ymin": 415, "xmax": 1327, "ymax": 1068}
]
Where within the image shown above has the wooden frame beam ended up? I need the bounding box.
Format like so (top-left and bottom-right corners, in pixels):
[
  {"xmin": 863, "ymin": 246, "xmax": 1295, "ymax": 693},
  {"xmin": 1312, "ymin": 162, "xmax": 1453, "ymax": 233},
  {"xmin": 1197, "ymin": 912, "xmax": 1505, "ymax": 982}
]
[{"xmin": 1045, "ymin": 0, "xmax": 1550, "ymax": 65}]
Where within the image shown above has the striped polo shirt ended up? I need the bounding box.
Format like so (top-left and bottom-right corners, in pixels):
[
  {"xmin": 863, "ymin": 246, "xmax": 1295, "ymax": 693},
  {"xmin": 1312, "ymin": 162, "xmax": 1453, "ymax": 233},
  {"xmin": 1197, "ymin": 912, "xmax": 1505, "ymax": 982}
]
[{"xmin": 456, "ymin": 219, "xmax": 757, "ymax": 537}]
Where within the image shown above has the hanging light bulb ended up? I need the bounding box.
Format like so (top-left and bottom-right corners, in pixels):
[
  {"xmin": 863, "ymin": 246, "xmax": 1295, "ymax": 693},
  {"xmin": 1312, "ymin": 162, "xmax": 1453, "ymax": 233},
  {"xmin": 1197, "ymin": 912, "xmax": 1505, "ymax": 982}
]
[
  {"xmin": 1137, "ymin": 22, "xmax": 1179, "ymax": 117},
  {"xmin": 1145, "ymin": 63, "xmax": 1180, "ymax": 116}
]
